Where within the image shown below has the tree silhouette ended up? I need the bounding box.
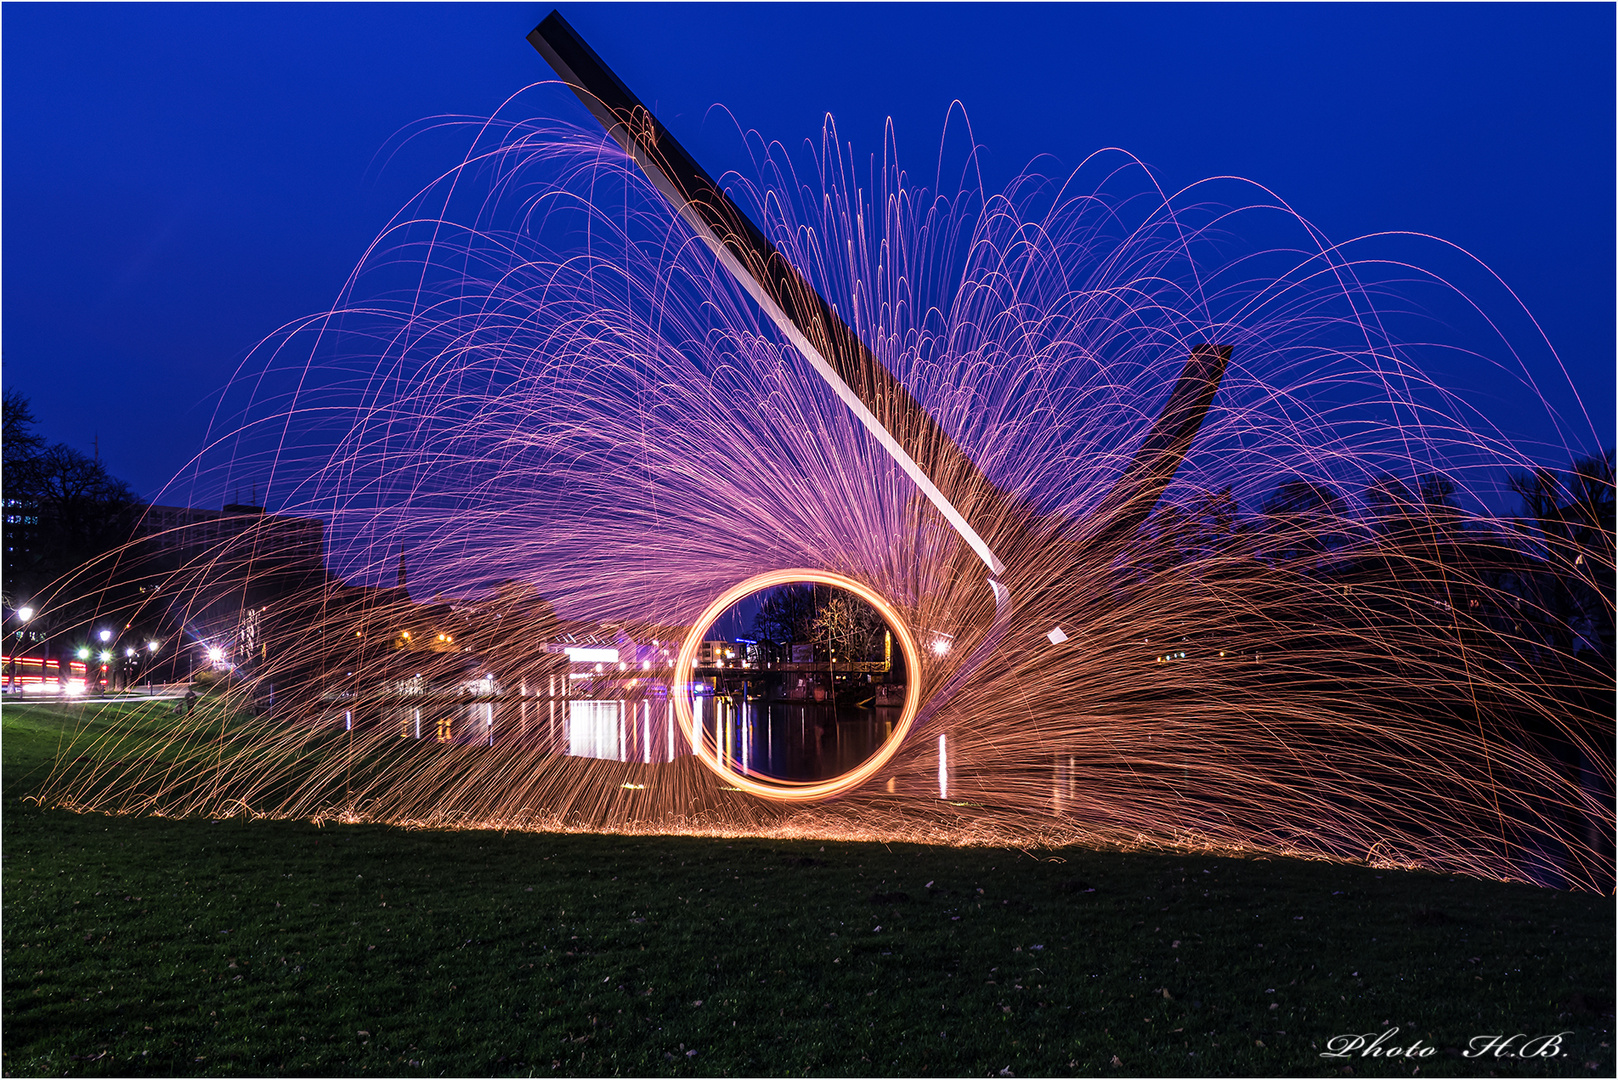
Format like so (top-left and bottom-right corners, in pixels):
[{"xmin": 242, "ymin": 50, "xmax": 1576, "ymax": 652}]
[{"xmin": 2, "ymin": 392, "xmax": 145, "ymax": 628}]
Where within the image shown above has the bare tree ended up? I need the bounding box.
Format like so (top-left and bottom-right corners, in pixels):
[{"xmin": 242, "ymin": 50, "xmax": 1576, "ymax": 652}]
[{"xmin": 810, "ymin": 594, "xmax": 886, "ymax": 662}]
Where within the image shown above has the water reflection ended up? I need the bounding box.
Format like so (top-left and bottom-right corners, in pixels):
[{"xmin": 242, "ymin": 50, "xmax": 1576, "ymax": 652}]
[
  {"xmin": 566, "ymin": 699, "xmax": 682, "ymax": 763},
  {"xmin": 696, "ymin": 694, "xmax": 900, "ymax": 783},
  {"xmin": 351, "ymin": 694, "xmax": 687, "ymax": 763},
  {"xmin": 332, "ymin": 688, "xmax": 901, "ymax": 780}
]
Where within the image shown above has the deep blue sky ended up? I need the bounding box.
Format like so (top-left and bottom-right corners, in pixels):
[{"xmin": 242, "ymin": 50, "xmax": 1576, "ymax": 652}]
[{"xmin": 4, "ymin": 2, "xmax": 1612, "ymax": 505}]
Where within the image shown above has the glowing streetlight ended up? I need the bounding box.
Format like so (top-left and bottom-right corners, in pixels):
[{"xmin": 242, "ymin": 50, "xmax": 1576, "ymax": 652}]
[
  {"xmin": 6, "ymin": 605, "xmax": 35, "ymax": 691},
  {"xmin": 97, "ymin": 628, "xmax": 112, "ymax": 644},
  {"xmin": 207, "ymin": 646, "xmax": 224, "ymax": 664},
  {"xmin": 147, "ymin": 640, "xmax": 160, "ymax": 652}
]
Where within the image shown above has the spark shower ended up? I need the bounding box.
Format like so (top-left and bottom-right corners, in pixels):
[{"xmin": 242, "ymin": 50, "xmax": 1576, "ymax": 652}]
[{"xmin": 38, "ymin": 13, "xmax": 1612, "ymax": 890}]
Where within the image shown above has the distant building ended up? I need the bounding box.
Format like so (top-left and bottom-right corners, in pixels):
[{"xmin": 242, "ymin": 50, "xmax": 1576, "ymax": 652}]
[
  {"xmin": 2, "ymin": 493, "xmax": 44, "ymax": 652},
  {"xmin": 138, "ymin": 502, "xmax": 328, "ymax": 674},
  {"xmin": 2, "ymin": 495, "xmax": 41, "ymax": 588},
  {"xmin": 2, "ymin": 494, "xmax": 46, "ymax": 651},
  {"xmin": 139, "ymin": 503, "xmax": 324, "ymax": 568},
  {"xmin": 698, "ymin": 640, "xmax": 741, "ymax": 667}
]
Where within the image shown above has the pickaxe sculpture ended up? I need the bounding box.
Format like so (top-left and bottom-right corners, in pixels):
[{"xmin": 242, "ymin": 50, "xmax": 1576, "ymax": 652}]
[{"xmin": 528, "ymin": 9, "xmax": 1228, "ymax": 779}]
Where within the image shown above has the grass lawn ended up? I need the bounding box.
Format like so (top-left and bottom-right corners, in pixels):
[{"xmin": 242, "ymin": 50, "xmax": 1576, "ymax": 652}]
[{"xmin": 3, "ymin": 701, "xmax": 1612, "ymax": 1077}]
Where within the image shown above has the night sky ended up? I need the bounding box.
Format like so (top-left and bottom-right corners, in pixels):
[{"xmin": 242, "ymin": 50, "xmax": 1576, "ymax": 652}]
[{"xmin": 4, "ymin": 2, "xmax": 1612, "ymax": 506}]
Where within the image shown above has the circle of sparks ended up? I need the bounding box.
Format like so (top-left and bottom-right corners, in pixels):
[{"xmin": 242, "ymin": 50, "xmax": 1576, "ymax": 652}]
[{"xmin": 672, "ymin": 568, "xmax": 924, "ymax": 801}]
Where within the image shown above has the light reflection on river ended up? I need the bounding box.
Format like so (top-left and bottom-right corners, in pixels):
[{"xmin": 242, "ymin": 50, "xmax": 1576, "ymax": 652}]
[
  {"xmin": 345, "ymin": 692, "xmax": 899, "ymax": 781},
  {"xmin": 358, "ymin": 696, "xmax": 685, "ymax": 762},
  {"xmin": 695, "ymin": 695, "xmax": 900, "ymax": 782}
]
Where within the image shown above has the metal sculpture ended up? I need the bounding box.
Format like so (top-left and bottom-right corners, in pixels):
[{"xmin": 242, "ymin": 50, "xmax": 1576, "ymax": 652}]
[{"xmin": 528, "ymin": 10, "xmax": 1230, "ymax": 799}]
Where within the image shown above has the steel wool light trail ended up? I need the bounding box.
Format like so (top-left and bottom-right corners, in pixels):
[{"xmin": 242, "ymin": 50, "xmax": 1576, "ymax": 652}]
[{"xmin": 31, "ymin": 14, "xmax": 1613, "ymax": 891}]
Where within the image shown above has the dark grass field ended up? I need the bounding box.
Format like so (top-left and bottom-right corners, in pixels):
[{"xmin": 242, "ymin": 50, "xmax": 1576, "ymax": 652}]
[{"xmin": 3, "ymin": 701, "xmax": 1613, "ymax": 1077}]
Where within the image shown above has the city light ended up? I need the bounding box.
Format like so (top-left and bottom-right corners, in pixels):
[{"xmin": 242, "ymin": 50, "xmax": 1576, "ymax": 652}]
[
  {"xmin": 16, "ymin": 606, "xmax": 34, "ymax": 622},
  {"xmin": 97, "ymin": 629, "xmax": 112, "ymax": 643},
  {"xmin": 207, "ymin": 646, "xmax": 224, "ymax": 663}
]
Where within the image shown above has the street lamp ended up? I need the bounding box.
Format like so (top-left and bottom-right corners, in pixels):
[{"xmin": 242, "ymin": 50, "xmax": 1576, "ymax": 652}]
[
  {"xmin": 89, "ymin": 629, "xmax": 113, "ymax": 689},
  {"xmin": 7, "ymin": 605, "xmax": 34, "ymax": 692}
]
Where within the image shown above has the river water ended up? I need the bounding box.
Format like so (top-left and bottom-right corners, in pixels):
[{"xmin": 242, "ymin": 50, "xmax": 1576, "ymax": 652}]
[{"xmin": 350, "ymin": 691, "xmax": 902, "ymax": 783}]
